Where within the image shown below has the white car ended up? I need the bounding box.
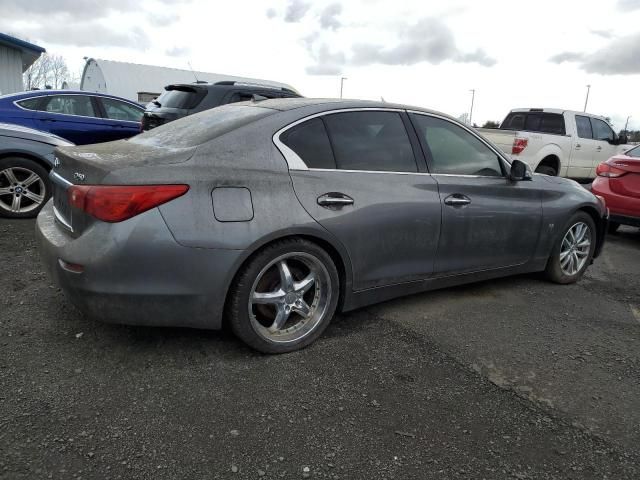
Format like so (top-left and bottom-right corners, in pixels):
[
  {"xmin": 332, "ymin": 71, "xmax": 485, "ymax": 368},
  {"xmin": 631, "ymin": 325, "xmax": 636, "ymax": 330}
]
[{"xmin": 477, "ymin": 108, "xmax": 632, "ymax": 179}]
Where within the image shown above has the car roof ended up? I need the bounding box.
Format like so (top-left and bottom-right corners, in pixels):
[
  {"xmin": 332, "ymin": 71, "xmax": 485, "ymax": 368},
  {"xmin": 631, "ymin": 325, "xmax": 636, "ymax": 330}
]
[
  {"xmin": 0, "ymin": 90, "xmax": 144, "ymax": 106},
  {"xmin": 166, "ymin": 81, "xmax": 300, "ymax": 95},
  {"xmin": 509, "ymin": 108, "xmax": 609, "ymax": 121}
]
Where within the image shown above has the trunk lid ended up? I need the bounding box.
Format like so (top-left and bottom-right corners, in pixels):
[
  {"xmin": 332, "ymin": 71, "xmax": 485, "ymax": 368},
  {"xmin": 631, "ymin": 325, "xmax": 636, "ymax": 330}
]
[{"xmin": 51, "ymin": 139, "xmax": 196, "ymax": 235}]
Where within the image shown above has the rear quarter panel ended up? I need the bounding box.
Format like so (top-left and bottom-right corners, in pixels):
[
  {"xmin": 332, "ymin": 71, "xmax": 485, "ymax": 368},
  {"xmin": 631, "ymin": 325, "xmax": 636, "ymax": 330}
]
[{"xmin": 0, "ymin": 135, "xmax": 55, "ymax": 168}]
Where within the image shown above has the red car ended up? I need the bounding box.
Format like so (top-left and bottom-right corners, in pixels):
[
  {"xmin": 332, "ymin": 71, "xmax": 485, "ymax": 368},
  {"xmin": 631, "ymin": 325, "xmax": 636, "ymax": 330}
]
[{"xmin": 592, "ymin": 145, "xmax": 640, "ymax": 232}]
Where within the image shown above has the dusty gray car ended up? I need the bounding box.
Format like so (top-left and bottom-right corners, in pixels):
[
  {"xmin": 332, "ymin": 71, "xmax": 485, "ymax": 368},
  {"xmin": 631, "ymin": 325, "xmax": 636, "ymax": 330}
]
[
  {"xmin": 35, "ymin": 99, "xmax": 608, "ymax": 353},
  {"xmin": 0, "ymin": 123, "xmax": 73, "ymax": 218}
]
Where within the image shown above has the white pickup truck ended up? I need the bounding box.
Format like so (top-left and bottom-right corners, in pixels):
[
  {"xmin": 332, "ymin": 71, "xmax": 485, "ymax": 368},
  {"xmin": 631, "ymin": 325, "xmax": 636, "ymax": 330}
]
[{"xmin": 477, "ymin": 108, "xmax": 632, "ymax": 179}]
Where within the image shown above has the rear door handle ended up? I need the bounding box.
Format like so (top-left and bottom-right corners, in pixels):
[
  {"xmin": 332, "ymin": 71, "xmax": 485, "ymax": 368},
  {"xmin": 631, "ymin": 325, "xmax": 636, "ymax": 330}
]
[
  {"xmin": 444, "ymin": 194, "xmax": 471, "ymax": 207},
  {"xmin": 317, "ymin": 193, "xmax": 354, "ymax": 207}
]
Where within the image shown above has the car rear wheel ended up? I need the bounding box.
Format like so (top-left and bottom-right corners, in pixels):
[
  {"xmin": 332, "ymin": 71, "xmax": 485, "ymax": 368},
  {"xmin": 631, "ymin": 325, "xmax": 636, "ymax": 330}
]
[
  {"xmin": 0, "ymin": 157, "xmax": 50, "ymax": 218},
  {"xmin": 544, "ymin": 212, "xmax": 596, "ymax": 284},
  {"xmin": 227, "ymin": 238, "xmax": 340, "ymax": 354}
]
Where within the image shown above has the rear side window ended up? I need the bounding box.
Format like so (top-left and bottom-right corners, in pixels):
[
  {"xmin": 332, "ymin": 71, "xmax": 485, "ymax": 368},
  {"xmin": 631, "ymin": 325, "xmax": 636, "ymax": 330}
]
[
  {"xmin": 17, "ymin": 97, "xmax": 41, "ymax": 110},
  {"xmin": 323, "ymin": 111, "xmax": 417, "ymax": 172},
  {"xmin": 101, "ymin": 98, "xmax": 143, "ymax": 122},
  {"xmin": 43, "ymin": 95, "xmax": 96, "ymax": 117},
  {"xmin": 155, "ymin": 87, "xmax": 205, "ymax": 109},
  {"xmin": 575, "ymin": 115, "xmax": 593, "ymax": 139},
  {"xmin": 280, "ymin": 118, "xmax": 336, "ymax": 169}
]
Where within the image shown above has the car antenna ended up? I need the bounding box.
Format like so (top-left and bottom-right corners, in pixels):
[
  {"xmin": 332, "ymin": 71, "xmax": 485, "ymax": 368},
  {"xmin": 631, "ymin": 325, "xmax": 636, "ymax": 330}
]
[{"xmin": 187, "ymin": 61, "xmax": 200, "ymax": 83}]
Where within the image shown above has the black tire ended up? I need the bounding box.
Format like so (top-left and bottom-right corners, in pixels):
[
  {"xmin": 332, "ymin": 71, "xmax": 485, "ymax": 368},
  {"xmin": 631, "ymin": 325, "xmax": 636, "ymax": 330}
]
[
  {"xmin": 535, "ymin": 165, "xmax": 557, "ymax": 176},
  {"xmin": 0, "ymin": 157, "xmax": 51, "ymax": 219},
  {"xmin": 608, "ymin": 221, "xmax": 620, "ymax": 234},
  {"xmin": 544, "ymin": 212, "xmax": 597, "ymax": 284},
  {"xmin": 227, "ymin": 238, "xmax": 340, "ymax": 354}
]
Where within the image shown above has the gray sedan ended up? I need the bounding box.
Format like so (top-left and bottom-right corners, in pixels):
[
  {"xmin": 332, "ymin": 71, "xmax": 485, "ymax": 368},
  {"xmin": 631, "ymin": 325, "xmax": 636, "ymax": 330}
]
[
  {"xmin": 35, "ymin": 99, "xmax": 608, "ymax": 353},
  {"xmin": 0, "ymin": 123, "xmax": 73, "ymax": 218}
]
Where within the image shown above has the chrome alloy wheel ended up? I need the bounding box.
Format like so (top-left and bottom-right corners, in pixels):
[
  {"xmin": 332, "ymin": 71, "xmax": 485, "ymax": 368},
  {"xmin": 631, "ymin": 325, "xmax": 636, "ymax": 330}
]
[
  {"xmin": 559, "ymin": 221, "xmax": 591, "ymax": 276},
  {"xmin": 248, "ymin": 252, "xmax": 332, "ymax": 344},
  {"xmin": 0, "ymin": 167, "xmax": 46, "ymax": 214}
]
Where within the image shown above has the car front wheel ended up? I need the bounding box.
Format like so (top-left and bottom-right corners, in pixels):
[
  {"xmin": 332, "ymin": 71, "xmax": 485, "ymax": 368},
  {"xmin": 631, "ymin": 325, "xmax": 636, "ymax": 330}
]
[
  {"xmin": 227, "ymin": 238, "xmax": 340, "ymax": 354},
  {"xmin": 544, "ymin": 212, "xmax": 596, "ymax": 284},
  {"xmin": 0, "ymin": 157, "xmax": 50, "ymax": 218}
]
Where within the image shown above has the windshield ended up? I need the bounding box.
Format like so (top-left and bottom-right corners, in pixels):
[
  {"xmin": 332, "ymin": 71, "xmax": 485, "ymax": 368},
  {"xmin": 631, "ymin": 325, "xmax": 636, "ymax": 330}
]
[{"xmin": 131, "ymin": 104, "xmax": 275, "ymax": 148}]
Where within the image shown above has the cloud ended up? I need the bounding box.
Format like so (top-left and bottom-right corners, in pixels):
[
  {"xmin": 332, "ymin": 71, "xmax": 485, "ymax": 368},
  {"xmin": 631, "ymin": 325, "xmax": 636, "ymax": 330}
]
[
  {"xmin": 305, "ymin": 44, "xmax": 345, "ymax": 75},
  {"xmin": 15, "ymin": 22, "xmax": 150, "ymax": 49},
  {"xmin": 617, "ymin": 0, "xmax": 640, "ymax": 9},
  {"xmin": 549, "ymin": 51, "xmax": 586, "ymax": 63},
  {"xmin": 351, "ymin": 18, "xmax": 495, "ymax": 67},
  {"xmin": 148, "ymin": 12, "xmax": 180, "ymax": 27},
  {"xmin": 590, "ymin": 29, "xmax": 614, "ymax": 39},
  {"xmin": 285, "ymin": 0, "xmax": 311, "ymax": 22},
  {"xmin": 319, "ymin": 3, "xmax": 342, "ymax": 30},
  {"xmin": 549, "ymin": 33, "xmax": 640, "ymax": 74},
  {"xmin": 166, "ymin": 46, "xmax": 190, "ymax": 57},
  {"xmin": 266, "ymin": 7, "xmax": 277, "ymax": 19}
]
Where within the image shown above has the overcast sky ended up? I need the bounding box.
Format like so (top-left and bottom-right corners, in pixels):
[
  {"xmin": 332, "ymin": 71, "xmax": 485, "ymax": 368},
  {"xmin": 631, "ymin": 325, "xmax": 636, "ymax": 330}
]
[{"xmin": 2, "ymin": 0, "xmax": 640, "ymax": 129}]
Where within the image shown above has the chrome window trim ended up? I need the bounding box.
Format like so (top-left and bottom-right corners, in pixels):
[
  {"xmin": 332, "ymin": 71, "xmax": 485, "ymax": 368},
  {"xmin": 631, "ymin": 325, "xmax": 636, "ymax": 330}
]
[
  {"xmin": 273, "ymin": 107, "xmax": 405, "ymax": 171},
  {"xmin": 304, "ymin": 168, "xmax": 503, "ymax": 179},
  {"xmin": 13, "ymin": 93, "xmax": 143, "ymax": 124}
]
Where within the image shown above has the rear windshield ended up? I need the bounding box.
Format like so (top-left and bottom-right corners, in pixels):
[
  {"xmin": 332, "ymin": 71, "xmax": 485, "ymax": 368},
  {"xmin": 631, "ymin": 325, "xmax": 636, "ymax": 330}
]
[
  {"xmin": 130, "ymin": 104, "xmax": 275, "ymax": 148},
  {"xmin": 155, "ymin": 87, "xmax": 205, "ymax": 110},
  {"xmin": 625, "ymin": 144, "xmax": 640, "ymax": 158},
  {"xmin": 500, "ymin": 112, "xmax": 566, "ymax": 135}
]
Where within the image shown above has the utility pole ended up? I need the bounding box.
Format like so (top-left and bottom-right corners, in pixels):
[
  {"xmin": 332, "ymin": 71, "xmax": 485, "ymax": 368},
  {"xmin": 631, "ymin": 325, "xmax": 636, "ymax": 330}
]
[
  {"xmin": 624, "ymin": 115, "xmax": 631, "ymax": 134},
  {"xmin": 583, "ymin": 85, "xmax": 591, "ymax": 112},
  {"xmin": 340, "ymin": 77, "xmax": 347, "ymax": 99},
  {"xmin": 469, "ymin": 89, "xmax": 475, "ymax": 126}
]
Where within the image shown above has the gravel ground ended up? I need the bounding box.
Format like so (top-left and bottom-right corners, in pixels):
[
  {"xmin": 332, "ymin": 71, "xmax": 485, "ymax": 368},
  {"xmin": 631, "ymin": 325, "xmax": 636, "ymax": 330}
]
[{"xmin": 1, "ymin": 219, "xmax": 639, "ymax": 479}]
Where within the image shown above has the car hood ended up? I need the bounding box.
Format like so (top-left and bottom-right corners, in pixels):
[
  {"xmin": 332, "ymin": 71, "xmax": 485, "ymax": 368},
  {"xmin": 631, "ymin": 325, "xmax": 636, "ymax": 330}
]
[{"xmin": 0, "ymin": 122, "xmax": 74, "ymax": 147}]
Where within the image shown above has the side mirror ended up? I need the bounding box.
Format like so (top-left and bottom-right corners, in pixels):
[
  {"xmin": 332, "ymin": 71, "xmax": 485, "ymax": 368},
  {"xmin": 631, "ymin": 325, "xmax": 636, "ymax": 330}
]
[
  {"xmin": 509, "ymin": 159, "xmax": 532, "ymax": 181},
  {"xmin": 618, "ymin": 134, "xmax": 628, "ymax": 145}
]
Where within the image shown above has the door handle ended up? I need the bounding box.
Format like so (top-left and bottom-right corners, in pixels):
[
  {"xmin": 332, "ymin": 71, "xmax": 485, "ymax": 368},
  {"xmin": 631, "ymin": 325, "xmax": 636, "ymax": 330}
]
[
  {"xmin": 575, "ymin": 144, "xmax": 581, "ymax": 149},
  {"xmin": 596, "ymin": 146, "xmax": 602, "ymax": 151},
  {"xmin": 444, "ymin": 194, "xmax": 471, "ymax": 207},
  {"xmin": 317, "ymin": 193, "xmax": 354, "ymax": 207}
]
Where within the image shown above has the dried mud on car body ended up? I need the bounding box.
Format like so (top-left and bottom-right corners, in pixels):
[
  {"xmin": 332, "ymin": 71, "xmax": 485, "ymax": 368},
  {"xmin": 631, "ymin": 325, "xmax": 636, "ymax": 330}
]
[{"xmin": 1, "ymin": 219, "xmax": 639, "ymax": 479}]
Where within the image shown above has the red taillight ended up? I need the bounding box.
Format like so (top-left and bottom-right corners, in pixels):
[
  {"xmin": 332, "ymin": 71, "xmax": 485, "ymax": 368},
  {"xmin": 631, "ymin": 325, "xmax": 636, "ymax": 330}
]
[
  {"xmin": 68, "ymin": 184, "xmax": 189, "ymax": 222},
  {"xmin": 512, "ymin": 138, "xmax": 528, "ymax": 155},
  {"xmin": 595, "ymin": 163, "xmax": 627, "ymax": 178}
]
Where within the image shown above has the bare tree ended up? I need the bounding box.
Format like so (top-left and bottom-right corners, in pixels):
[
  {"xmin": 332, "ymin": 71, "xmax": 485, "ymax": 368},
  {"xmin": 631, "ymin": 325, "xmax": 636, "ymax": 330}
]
[{"xmin": 23, "ymin": 53, "xmax": 71, "ymax": 90}]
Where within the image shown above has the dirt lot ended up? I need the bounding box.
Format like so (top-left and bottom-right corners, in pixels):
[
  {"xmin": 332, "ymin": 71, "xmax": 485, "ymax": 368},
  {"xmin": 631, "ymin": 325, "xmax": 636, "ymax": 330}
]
[{"xmin": 1, "ymin": 219, "xmax": 639, "ymax": 479}]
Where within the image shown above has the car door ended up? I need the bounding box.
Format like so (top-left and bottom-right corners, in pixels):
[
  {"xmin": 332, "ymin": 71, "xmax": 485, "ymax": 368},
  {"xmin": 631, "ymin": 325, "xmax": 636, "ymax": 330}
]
[
  {"xmin": 96, "ymin": 97, "xmax": 144, "ymax": 141},
  {"xmin": 409, "ymin": 112, "xmax": 543, "ymax": 275},
  {"xmin": 568, "ymin": 115, "xmax": 599, "ymax": 178},
  {"xmin": 277, "ymin": 109, "xmax": 442, "ymax": 291},
  {"xmin": 36, "ymin": 94, "xmax": 105, "ymax": 145},
  {"xmin": 589, "ymin": 117, "xmax": 619, "ymax": 177}
]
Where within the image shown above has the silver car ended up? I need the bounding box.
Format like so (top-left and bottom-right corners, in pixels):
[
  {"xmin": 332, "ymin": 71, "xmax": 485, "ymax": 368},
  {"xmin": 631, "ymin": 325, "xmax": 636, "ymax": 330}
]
[{"xmin": 36, "ymin": 99, "xmax": 608, "ymax": 353}]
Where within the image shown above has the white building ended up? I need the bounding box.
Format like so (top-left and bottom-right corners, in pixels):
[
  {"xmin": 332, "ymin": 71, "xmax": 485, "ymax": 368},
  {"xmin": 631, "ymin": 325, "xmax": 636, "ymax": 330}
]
[
  {"xmin": 80, "ymin": 58, "xmax": 297, "ymax": 103},
  {"xmin": 0, "ymin": 32, "xmax": 45, "ymax": 95}
]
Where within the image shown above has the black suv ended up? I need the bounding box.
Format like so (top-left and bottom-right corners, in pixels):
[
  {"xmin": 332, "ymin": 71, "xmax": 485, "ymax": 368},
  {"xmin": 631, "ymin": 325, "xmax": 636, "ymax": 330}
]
[{"xmin": 141, "ymin": 81, "xmax": 301, "ymax": 130}]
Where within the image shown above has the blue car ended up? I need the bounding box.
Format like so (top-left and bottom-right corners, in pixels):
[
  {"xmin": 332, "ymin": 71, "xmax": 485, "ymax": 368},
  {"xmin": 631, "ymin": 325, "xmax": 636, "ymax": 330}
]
[{"xmin": 0, "ymin": 90, "xmax": 144, "ymax": 145}]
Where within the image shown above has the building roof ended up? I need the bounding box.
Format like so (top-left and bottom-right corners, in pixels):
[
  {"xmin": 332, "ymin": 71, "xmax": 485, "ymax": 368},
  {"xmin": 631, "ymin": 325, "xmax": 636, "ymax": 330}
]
[
  {"xmin": 80, "ymin": 58, "xmax": 298, "ymax": 100},
  {"xmin": 0, "ymin": 32, "xmax": 45, "ymax": 72}
]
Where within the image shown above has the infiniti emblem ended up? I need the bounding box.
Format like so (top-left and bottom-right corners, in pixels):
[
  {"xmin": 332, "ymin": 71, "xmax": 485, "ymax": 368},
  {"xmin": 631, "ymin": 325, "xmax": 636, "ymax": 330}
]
[{"xmin": 74, "ymin": 172, "xmax": 86, "ymax": 181}]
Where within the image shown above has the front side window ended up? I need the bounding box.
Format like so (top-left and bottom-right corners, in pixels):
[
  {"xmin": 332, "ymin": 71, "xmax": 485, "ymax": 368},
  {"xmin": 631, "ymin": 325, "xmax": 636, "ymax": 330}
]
[
  {"xmin": 280, "ymin": 117, "xmax": 335, "ymax": 169},
  {"xmin": 44, "ymin": 95, "xmax": 96, "ymax": 117},
  {"xmin": 101, "ymin": 98, "xmax": 143, "ymax": 122},
  {"xmin": 591, "ymin": 118, "xmax": 615, "ymax": 142},
  {"xmin": 411, "ymin": 114, "xmax": 503, "ymax": 177},
  {"xmin": 323, "ymin": 111, "xmax": 417, "ymax": 172},
  {"xmin": 575, "ymin": 115, "xmax": 593, "ymax": 139}
]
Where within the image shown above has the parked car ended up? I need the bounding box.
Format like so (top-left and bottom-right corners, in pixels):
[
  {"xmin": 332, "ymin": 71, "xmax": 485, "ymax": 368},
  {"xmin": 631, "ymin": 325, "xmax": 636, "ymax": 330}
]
[
  {"xmin": 591, "ymin": 144, "xmax": 640, "ymax": 232},
  {"xmin": 0, "ymin": 90, "xmax": 144, "ymax": 145},
  {"xmin": 477, "ymin": 108, "xmax": 632, "ymax": 179},
  {"xmin": 141, "ymin": 81, "xmax": 301, "ymax": 130},
  {"xmin": 36, "ymin": 99, "xmax": 608, "ymax": 354},
  {"xmin": 0, "ymin": 123, "xmax": 73, "ymax": 218}
]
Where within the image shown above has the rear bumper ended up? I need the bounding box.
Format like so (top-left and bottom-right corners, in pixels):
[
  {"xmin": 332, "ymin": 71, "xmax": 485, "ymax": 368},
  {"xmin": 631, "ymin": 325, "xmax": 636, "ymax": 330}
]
[{"xmin": 35, "ymin": 201, "xmax": 242, "ymax": 330}]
